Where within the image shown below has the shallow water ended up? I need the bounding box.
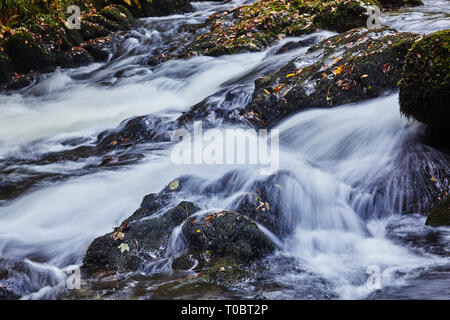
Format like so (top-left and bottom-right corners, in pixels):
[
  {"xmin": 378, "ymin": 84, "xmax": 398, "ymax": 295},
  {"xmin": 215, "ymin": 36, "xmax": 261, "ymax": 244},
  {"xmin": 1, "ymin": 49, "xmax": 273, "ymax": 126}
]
[{"xmin": 0, "ymin": 0, "xmax": 449, "ymax": 300}]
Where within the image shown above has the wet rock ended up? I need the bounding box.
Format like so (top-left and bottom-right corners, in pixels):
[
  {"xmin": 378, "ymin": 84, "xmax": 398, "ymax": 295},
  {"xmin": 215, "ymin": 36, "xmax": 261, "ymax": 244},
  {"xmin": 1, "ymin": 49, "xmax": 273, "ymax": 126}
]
[
  {"xmin": 0, "ymin": 52, "xmax": 14, "ymax": 85},
  {"xmin": 184, "ymin": 0, "xmax": 379, "ymax": 57},
  {"xmin": 5, "ymin": 32, "xmax": 55, "ymax": 73},
  {"xmin": 379, "ymin": 0, "xmax": 423, "ymax": 8},
  {"xmin": 84, "ymin": 195, "xmax": 200, "ymax": 272},
  {"xmin": 55, "ymin": 47, "xmax": 95, "ymax": 68},
  {"xmin": 97, "ymin": 115, "xmax": 173, "ymax": 151},
  {"xmin": 100, "ymin": 5, "xmax": 137, "ymax": 30},
  {"xmin": 426, "ymin": 196, "xmax": 450, "ymax": 227},
  {"xmin": 204, "ymin": 263, "xmax": 250, "ymax": 286},
  {"xmin": 183, "ymin": 211, "xmax": 275, "ymax": 264},
  {"xmin": 81, "ymin": 21, "xmax": 111, "ymax": 42},
  {"xmin": 232, "ymin": 172, "xmax": 290, "ymax": 237},
  {"xmin": 399, "ymin": 30, "xmax": 449, "ymax": 135},
  {"xmin": 83, "ymin": 39, "xmax": 112, "ymax": 62},
  {"xmin": 0, "ymin": 287, "xmax": 19, "ymax": 300},
  {"xmin": 241, "ymin": 27, "xmax": 418, "ymax": 128}
]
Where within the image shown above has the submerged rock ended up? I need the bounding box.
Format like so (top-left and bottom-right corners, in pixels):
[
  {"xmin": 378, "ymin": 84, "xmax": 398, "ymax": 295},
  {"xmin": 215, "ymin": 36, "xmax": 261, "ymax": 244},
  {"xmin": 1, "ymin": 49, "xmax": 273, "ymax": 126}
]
[
  {"xmin": 399, "ymin": 30, "xmax": 449, "ymax": 135},
  {"xmin": 240, "ymin": 27, "xmax": 418, "ymax": 128},
  {"xmin": 426, "ymin": 196, "xmax": 450, "ymax": 227}
]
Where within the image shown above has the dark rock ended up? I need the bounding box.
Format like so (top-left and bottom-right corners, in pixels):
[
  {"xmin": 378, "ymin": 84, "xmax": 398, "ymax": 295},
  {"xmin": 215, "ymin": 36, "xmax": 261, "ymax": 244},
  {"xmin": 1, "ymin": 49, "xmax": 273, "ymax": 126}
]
[
  {"xmin": 83, "ymin": 40, "xmax": 112, "ymax": 62},
  {"xmin": 0, "ymin": 54, "xmax": 14, "ymax": 85},
  {"xmin": 241, "ymin": 27, "xmax": 418, "ymax": 128},
  {"xmin": 81, "ymin": 21, "xmax": 111, "ymax": 41},
  {"xmin": 399, "ymin": 30, "xmax": 449, "ymax": 134},
  {"xmin": 100, "ymin": 5, "xmax": 137, "ymax": 30},
  {"xmin": 5, "ymin": 32, "xmax": 55, "ymax": 73},
  {"xmin": 151, "ymin": 0, "xmax": 193, "ymax": 16},
  {"xmin": 426, "ymin": 196, "xmax": 450, "ymax": 227},
  {"xmin": 96, "ymin": 115, "xmax": 173, "ymax": 151},
  {"xmin": 232, "ymin": 172, "xmax": 291, "ymax": 237},
  {"xmin": 55, "ymin": 47, "xmax": 94, "ymax": 68},
  {"xmin": 379, "ymin": 0, "xmax": 423, "ymax": 8},
  {"xmin": 183, "ymin": 211, "xmax": 275, "ymax": 264},
  {"xmin": 0, "ymin": 287, "xmax": 19, "ymax": 300},
  {"xmin": 84, "ymin": 197, "xmax": 200, "ymax": 272}
]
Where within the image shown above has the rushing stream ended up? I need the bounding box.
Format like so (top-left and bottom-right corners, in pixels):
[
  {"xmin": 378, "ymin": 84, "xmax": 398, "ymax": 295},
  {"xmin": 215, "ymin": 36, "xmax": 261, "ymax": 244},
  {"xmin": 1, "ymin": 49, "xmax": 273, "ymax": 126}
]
[{"xmin": 0, "ymin": 0, "xmax": 449, "ymax": 300}]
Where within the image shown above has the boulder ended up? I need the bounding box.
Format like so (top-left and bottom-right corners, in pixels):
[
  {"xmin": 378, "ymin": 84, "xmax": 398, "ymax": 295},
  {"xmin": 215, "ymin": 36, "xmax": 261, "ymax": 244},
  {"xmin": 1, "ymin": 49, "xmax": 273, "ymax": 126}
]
[
  {"xmin": 183, "ymin": 211, "xmax": 275, "ymax": 264},
  {"xmin": 399, "ymin": 30, "xmax": 450, "ymax": 134},
  {"xmin": 5, "ymin": 32, "xmax": 55, "ymax": 73},
  {"xmin": 84, "ymin": 196, "xmax": 200, "ymax": 272},
  {"xmin": 184, "ymin": 0, "xmax": 380, "ymax": 57},
  {"xmin": 379, "ymin": 0, "xmax": 423, "ymax": 8},
  {"xmin": 426, "ymin": 196, "xmax": 450, "ymax": 227},
  {"xmin": 240, "ymin": 27, "xmax": 418, "ymax": 128}
]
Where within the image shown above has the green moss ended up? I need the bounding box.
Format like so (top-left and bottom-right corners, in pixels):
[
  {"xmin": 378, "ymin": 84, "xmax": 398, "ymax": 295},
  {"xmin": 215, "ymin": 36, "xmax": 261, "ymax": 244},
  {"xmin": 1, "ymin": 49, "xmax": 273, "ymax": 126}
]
[
  {"xmin": 426, "ymin": 196, "xmax": 450, "ymax": 227},
  {"xmin": 5, "ymin": 31, "xmax": 54, "ymax": 72},
  {"xmin": 379, "ymin": 0, "xmax": 423, "ymax": 8},
  {"xmin": 187, "ymin": 0, "xmax": 379, "ymax": 57},
  {"xmin": 205, "ymin": 262, "xmax": 250, "ymax": 286},
  {"xmin": 399, "ymin": 30, "xmax": 450, "ymax": 131}
]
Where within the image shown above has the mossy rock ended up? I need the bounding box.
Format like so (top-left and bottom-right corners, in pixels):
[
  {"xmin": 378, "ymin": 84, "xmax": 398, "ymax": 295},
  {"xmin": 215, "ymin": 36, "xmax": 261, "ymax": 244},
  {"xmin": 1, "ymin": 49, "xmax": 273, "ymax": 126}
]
[
  {"xmin": 100, "ymin": 5, "xmax": 137, "ymax": 30},
  {"xmin": 0, "ymin": 52, "xmax": 14, "ymax": 85},
  {"xmin": 5, "ymin": 32, "xmax": 54, "ymax": 73},
  {"xmin": 379, "ymin": 0, "xmax": 423, "ymax": 8},
  {"xmin": 426, "ymin": 196, "xmax": 450, "ymax": 227},
  {"xmin": 183, "ymin": 211, "xmax": 275, "ymax": 264},
  {"xmin": 205, "ymin": 263, "xmax": 250, "ymax": 286},
  {"xmin": 85, "ymin": 14, "xmax": 122, "ymax": 32},
  {"xmin": 83, "ymin": 196, "xmax": 200, "ymax": 272},
  {"xmin": 399, "ymin": 30, "xmax": 450, "ymax": 132},
  {"xmin": 184, "ymin": 0, "xmax": 379, "ymax": 57},
  {"xmin": 81, "ymin": 21, "xmax": 111, "ymax": 41},
  {"xmin": 240, "ymin": 27, "xmax": 418, "ymax": 128}
]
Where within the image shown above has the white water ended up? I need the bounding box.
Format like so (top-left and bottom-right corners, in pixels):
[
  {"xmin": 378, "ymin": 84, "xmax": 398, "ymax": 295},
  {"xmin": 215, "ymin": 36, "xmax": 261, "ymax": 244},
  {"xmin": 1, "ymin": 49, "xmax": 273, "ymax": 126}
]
[{"xmin": 0, "ymin": 0, "xmax": 449, "ymax": 299}]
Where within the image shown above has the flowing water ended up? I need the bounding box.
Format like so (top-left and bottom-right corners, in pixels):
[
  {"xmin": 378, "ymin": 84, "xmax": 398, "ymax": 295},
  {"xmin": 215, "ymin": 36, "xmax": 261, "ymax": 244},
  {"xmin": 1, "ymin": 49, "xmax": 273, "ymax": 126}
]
[{"xmin": 0, "ymin": 0, "xmax": 449, "ymax": 300}]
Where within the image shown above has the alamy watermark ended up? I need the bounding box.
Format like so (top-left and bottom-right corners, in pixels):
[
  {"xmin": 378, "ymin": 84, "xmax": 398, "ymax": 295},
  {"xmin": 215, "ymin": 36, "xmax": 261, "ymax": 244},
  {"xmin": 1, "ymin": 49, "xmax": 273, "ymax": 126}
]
[
  {"xmin": 366, "ymin": 5, "xmax": 382, "ymax": 29},
  {"xmin": 366, "ymin": 265, "xmax": 382, "ymax": 290},
  {"xmin": 171, "ymin": 121, "xmax": 279, "ymax": 176},
  {"xmin": 65, "ymin": 265, "xmax": 81, "ymax": 290},
  {"xmin": 65, "ymin": 5, "xmax": 81, "ymax": 30}
]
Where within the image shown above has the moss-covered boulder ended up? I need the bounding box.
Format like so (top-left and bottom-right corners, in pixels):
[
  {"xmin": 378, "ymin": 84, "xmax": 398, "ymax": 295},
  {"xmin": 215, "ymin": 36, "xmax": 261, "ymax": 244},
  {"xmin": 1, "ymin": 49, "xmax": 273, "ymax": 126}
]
[
  {"xmin": 426, "ymin": 196, "xmax": 450, "ymax": 227},
  {"xmin": 379, "ymin": 0, "xmax": 423, "ymax": 8},
  {"xmin": 238, "ymin": 27, "xmax": 418, "ymax": 128},
  {"xmin": 399, "ymin": 30, "xmax": 449, "ymax": 133},
  {"xmin": 183, "ymin": 0, "xmax": 379, "ymax": 57},
  {"xmin": 100, "ymin": 5, "xmax": 137, "ymax": 30},
  {"xmin": 84, "ymin": 195, "xmax": 200, "ymax": 272},
  {"xmin": 0, "ymin": 43, "xmax": 14, "ymax": 85},
  {"xmin": 183, "ymin": 211, "xmax": 275, "ymax": 264},
  {"xmin": 5, "ymin": 32, "xmax": 55, "ymax": 73},
  {"xmin": 109, "ymin": 0, "xmax": 193, "ymax": 17}
]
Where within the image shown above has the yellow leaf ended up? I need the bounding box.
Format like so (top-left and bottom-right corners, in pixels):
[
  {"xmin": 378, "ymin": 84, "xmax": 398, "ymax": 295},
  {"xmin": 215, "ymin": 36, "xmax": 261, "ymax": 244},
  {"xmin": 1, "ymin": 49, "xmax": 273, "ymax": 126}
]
[
  {"xmin": 333, "ymin": 65, "xmax": 344, "ymax": 75},
  {"xmin": 169, "ymin": 180, "xmax": 179, "ymax": 191},
  {"xmin": 285, "ymin": 73, "xmax": 295, "ymax": 78},
  {"xmin": 361, "ymin": 74, "xmax": 369, "ymax": 79}
]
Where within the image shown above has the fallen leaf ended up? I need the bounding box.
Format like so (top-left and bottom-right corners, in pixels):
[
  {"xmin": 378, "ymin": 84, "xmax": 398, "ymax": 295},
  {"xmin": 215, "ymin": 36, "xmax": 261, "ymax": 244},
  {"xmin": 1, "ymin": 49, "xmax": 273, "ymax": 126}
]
[
  {"xmin": 333, "ymin": 65, "xmax": 344, "ymax": 75},
  {"xmin": 118, "ymin": 243, "xmax": 130, "ymax": 253},
  {"xmin": 169, "ymin": 180, "xmax": 179, "ymax": 191}
]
